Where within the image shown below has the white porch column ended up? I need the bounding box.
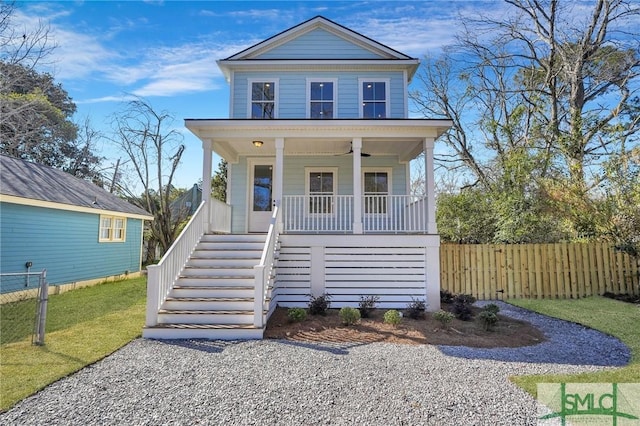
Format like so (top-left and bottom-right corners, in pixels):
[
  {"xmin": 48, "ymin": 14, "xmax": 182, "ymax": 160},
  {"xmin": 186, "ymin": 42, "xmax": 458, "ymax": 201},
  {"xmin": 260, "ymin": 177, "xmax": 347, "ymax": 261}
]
[
  {"xmin": 423, "ymin": 138, "xmax": 437, "ymax": 234},
  {"xmin": 274, "ymin": 137, "xmax": 285, "ymax": 231},
  {"xmin": 352, "ymin": 137, "xmax": 363, "ymax": 234},
  {"xmin": 202, "ymin": 139, "xmax": 213, "ymax": 232}
]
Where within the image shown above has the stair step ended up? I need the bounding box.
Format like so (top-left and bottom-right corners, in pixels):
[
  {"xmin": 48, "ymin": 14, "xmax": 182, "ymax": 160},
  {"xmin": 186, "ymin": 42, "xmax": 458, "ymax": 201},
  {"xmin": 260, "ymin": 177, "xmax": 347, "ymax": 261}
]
[
  {"xmin": 201, "ymin": 234, "xmax": 266, "ymax": 243},
  {"xmin": 175, "ymin": 277, "xmax": 255, "ymax": 287},
  {"xmin": 196, "ymin": 242, "xmax": 264, "ymax": 251},
  {"xmin": 142, "ymin": 324, "xmax": 264, "ymax": 340},
  {"xmin": 180, "ymin": 268, "xmax": 254, "ymax": 278},
  {"xmin": 163, "ymin": 296, "xmax": 254, "ymax": 311},
  {"xmin": 157, "ymin": 310, "xmax": 256, "ymax": 325},
  {"xmin": 151, "ymin": 323, "xmax": 258, "ymax": 329},
  {"xmin": 190, "ymin": 253, "xmax": 261, "ymax": 260},
  {"xmin": 171, "ymin": 286, "xmax": 254, "ymax": 298},
  {"xmin": 166, "ymin": 297, "xmax": 254, "ymax": 302},
  {"xmin": 159, "ymin": 309, "xmax": 255, "ymax": 315}
]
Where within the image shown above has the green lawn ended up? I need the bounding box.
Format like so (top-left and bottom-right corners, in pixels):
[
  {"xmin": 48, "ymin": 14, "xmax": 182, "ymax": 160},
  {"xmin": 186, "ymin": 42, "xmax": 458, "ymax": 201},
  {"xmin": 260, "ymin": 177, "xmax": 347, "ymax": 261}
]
[
  {"xmin": 0, "ymin": 277, "xmax": 147, "ymax": 412},
  {"xmin": 508, "ymin": 297, "xmax": 640, "ymax": 397}
]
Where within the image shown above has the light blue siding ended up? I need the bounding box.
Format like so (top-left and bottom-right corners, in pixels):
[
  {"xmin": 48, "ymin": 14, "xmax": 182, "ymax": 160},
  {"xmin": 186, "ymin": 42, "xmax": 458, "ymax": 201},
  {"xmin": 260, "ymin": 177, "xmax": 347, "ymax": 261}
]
[
  {"xmin": 282, "ymin": 155, "xmax": 407, "ymax": 196},
  {"xmin": 0, "ymin": 203, "xmax": 143, "ymax": 292},
  {"xmin": 232, "ymin": 71, "xmax": 407, "ymax": 119},
  {"xmin": 256, "ymin": 28, "xmax": 385, "ymax": 60}
]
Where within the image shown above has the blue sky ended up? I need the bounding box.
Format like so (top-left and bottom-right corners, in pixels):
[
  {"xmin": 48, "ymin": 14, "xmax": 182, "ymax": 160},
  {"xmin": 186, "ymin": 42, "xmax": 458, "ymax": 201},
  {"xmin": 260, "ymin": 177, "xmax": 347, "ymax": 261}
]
[{"xmin": 16, "ymin": 0, "xmax": 501, "ymax": 189}]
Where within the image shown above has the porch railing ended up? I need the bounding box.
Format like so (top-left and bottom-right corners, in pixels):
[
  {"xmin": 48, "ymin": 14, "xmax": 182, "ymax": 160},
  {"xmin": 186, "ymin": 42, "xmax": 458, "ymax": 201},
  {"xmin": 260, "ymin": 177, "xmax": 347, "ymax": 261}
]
[
  {"xmin": 253, "ymin": 206, "xmax": 280, "ymax": 327},
  {"xmin": 210, "ymin": 198, "xmax": 232, "ymax": 233},
  {"xmin": 146, "ymin": 200, "xmax": 232, "ymax": 327},
  {"xmin": 283, "ymin": 195, "xmax": 353, "ymax": 233},
  {"xmin": 282, "ymin": 194, "xmax": 427, "ymax": 234}
]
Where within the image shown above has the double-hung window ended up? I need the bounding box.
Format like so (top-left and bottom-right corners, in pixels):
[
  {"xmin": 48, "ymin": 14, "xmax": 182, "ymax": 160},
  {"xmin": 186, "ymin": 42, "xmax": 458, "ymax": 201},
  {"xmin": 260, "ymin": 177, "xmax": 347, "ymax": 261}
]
[
  {"xmin": 364, "ymin": 170, "xmax": 390, "ymax": 214},
  {"xmin": 99, "ymin": 215, "xmax": 126, "ymax": 242},
  {"xmin": 306, "ymin": 168, "xmax": 337, "ymax": 215},
  {"xmin": 250, "ymin": 80, "xmax": 277, "ymax": 118},
  {"xmin": 359, "ymin": 79, "xmax": 389, "ymax": 119},
  {"xmin": 307, "ymin": 79, "xmax": 336, "ymax": 119}
]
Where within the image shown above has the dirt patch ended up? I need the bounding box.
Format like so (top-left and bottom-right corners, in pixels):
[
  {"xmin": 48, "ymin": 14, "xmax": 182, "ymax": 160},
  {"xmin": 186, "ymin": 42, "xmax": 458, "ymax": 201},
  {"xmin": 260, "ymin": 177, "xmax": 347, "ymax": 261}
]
[
  {"xmin": 603, "ymin": 292, "xmax": 640, "ymax": 304},
  {"xmin": 264, "ymin": 305, "xmax": 546, "ymax": 348}
]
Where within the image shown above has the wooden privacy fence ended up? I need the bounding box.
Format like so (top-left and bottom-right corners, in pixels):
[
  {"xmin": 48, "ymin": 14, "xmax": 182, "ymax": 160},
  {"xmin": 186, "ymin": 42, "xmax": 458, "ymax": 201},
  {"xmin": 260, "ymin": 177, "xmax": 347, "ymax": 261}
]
[{"xmin": 440, "ymin": 242, "xmax": 639, "ymax": 300}]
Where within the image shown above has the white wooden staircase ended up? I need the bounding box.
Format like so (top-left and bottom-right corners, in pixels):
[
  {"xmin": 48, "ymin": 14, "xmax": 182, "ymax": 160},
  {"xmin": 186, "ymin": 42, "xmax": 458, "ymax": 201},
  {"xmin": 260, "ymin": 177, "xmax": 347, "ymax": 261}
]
[{"xmin": 143, "ymin": 234, "xmax": 269, "ymax": 340}]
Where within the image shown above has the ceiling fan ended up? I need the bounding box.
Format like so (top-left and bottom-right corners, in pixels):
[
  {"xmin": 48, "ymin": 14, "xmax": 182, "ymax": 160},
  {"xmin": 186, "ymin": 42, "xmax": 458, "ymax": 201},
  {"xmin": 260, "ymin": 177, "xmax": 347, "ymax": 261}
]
[{"xmin": 339, "ymin": 142, "xmax": 371, "ymax": 157}]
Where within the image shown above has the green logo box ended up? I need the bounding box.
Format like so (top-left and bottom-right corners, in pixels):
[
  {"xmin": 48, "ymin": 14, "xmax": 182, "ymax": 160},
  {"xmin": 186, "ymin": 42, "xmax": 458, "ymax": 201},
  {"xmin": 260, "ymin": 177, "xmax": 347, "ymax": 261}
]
[{"xmin": 537, "ymin": 383, "xmax": 640, "ymax": 425}]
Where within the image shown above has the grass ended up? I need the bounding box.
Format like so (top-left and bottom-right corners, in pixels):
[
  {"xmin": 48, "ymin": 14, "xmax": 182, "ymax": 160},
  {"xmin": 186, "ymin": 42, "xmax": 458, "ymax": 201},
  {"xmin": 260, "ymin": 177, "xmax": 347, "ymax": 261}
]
[
  {"xmin": 508, "ymin": 296, "xmax": 640, "ymax": 397},
  {"xmin": 0, "ymin": 277, "xmax": 147, "ymax": 412}
]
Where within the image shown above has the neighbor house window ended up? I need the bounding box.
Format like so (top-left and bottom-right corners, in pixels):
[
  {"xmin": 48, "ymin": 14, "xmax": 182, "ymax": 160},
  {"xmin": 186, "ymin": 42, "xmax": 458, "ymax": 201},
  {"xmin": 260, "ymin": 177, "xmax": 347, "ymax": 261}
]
[
  {"xmin": 306, "ymin": 168, "xmax": 337, "ymax": 214},
  {"xmin": 359, "ymin": 79, "xmax": 389, "ymax": 118},
  {"xmin": 364, "ymin": 170, "xmax": 390, "ymax": 214},
  {"xmin": 307, "ymin": 79, "xmax": 336, "ymax": 119},
  {"xmin": 99, "ymin": 215, "xmax": 126, "ymax": 242},
  {"xmin": 249, "ymin": 80, "xmax": 277, "ymax": 118}
]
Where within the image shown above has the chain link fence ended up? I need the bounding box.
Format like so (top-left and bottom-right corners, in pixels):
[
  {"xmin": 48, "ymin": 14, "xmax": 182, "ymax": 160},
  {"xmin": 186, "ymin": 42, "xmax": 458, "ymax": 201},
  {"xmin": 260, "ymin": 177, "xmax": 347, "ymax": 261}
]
[{"xmin": 0, "ymin": 270, "xmax": 48, "ymax": 346}]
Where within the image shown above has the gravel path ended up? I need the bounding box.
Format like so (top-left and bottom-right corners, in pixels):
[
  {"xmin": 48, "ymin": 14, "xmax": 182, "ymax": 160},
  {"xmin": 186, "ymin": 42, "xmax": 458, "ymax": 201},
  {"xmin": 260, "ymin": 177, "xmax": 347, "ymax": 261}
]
[{"xmin": 1, "ymin": 302, "xmax": 630, "ymax": 425}]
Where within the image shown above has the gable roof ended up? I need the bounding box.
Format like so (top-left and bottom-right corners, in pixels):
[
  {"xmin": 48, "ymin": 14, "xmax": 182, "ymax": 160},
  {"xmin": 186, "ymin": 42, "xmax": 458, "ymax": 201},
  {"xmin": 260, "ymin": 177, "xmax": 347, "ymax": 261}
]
[
  {"xmin": 225, "ymin": 16, "xmax": 414, "ymax": 61},
  {"xmin": 218, "ymin": 16, "xmax": 420, "ymax": 81},
  {"xmin": 0, "ymin": 155, "xmax": 152, "ymax": 219}
]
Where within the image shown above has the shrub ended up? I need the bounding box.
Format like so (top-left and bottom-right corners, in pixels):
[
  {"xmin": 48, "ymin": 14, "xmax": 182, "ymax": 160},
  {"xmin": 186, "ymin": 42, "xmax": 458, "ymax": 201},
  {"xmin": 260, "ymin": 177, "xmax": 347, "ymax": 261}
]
[
  {"xmin": 405, "ymin": 298, "xmax": 427, "ymax": 319},
  {"xmin": 432, "ymin": 310, "xmax": 454, "ymax": 328},
  {"xmin": 287, "ymin": 307, "xmax": 307, "ymax": 323},
  {"xmin": 478, "ymin": 311, "xmax": 498, "ymax": 331},
  {"xmin": 383, "ymin": 309, "xmax": 402, "ymax": 326},
  {"xmin": 452, "ymin": 293, "xmax": 476, "ymax": 321},
  {"xmin": 358, "ymin": 295, "xmax": 380, "ymax": 318},
  {"xmin": 455, "ymin": 294, "xmax": 476, "ymax": 305},
  {"xmin": 308, "ymin": 293, "xmax": 331, "ymax": 315},
  {"xmin": 483, "ymin": 303, "xmax": 500, "ymax": 315},
  {"xmin": 440, "ymin": 290, "xmax": 454, "ymax": 304},
  {"xmin": 339, "ymin": 307, "xmax": 361, "ymax": 325}
]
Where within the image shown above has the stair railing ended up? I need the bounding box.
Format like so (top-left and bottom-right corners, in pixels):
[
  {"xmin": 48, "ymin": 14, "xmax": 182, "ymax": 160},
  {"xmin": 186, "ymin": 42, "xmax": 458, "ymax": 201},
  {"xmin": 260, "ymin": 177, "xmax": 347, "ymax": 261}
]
[
  {"xmin": 253, "ymin": 205, "xmax": 281, "ymax": 328},
  {"xmin": 145, "ymin": 200, "xmax": 208, "ymax": 327}
]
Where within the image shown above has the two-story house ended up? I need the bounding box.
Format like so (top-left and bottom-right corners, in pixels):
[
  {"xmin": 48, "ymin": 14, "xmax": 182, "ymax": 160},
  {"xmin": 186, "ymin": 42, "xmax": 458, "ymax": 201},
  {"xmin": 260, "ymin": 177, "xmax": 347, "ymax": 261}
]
[{"xmin": 143, "ymin": 16, "xmax": 452, "ymax": 340}]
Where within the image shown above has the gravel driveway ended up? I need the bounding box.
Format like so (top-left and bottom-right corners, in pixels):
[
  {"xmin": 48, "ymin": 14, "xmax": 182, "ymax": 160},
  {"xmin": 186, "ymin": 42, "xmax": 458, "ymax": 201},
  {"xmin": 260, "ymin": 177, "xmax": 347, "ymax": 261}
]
[{"xmin": 1, "ymin": 302, "xmax": 630, "ymax": 425}]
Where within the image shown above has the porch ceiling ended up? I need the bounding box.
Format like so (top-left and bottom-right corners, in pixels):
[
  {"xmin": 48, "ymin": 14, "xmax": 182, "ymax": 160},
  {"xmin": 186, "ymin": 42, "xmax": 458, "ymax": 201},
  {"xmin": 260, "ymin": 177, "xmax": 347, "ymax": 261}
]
[{"xmin": 184, "ymin": 119, "xmax": 452, "ymax": 163}]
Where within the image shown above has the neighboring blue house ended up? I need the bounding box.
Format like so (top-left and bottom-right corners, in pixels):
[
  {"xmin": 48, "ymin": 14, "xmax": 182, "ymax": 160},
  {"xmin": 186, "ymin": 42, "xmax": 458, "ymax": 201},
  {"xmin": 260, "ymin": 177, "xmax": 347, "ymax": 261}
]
[
  {"xmin": 169, "ymin": 183, "xmax": 202, "ymax": 220},
  {"xmin": 0, "ymin": 155, "xmax": 153, "ymax": 293},
  {"xmin": 144, "ymin": 16, "xmax": 452, "ymax": 340}
]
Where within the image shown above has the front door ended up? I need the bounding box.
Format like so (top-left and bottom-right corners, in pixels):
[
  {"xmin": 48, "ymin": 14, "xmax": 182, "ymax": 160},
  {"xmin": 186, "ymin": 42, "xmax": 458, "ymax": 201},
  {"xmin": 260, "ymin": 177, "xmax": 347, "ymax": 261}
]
[{"xmin": 249, "ymin": 161, "xmax": 274, "ymax": 233}]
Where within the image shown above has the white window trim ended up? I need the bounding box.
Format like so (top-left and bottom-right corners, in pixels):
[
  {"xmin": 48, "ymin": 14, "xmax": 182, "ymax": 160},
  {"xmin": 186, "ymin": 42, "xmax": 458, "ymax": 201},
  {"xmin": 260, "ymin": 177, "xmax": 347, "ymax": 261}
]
[
  {"xmin": 358, "ymin": 78, "xmax": 390, "ymax": 119},
  {"xmin": 247, "ymin": 78, "xmax": 279, "ymax": 119},
  {"xmin": 305, "ymin": 167, "xmax": 338, "ymax": 217},
  {"xmin": 99, "ymin": 215, "xmax": 126, "ymax": 242},
  {"xmin": 362, "ymin": 168, "xmax": 392, "ymax": 216},
  {"xmin": 305, "ymin": 78, "xmax": 338, "ymax": 119}
]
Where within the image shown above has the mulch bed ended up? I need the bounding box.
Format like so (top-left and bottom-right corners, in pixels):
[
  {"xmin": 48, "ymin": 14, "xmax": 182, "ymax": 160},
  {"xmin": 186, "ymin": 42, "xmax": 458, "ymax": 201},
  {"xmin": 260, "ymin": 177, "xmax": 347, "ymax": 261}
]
[{"xmin": 264, "ymin": 305, "xmax": 546, "ymax": 348}]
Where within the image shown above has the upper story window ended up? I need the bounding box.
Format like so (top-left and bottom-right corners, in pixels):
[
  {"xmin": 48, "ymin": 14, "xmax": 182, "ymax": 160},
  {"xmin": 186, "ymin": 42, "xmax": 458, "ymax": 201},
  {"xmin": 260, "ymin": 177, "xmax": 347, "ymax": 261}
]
[
  {"xmin": 307, "ymin": 79, "xmax": 336, "ymax": 119},
  {"xmin": 359, "ymin": 79, "xmax": 389, "ymax": 119},
  {"xmin": 249, "ymin": 80, "xmax": 277, "ymax": 118},
  {"xmin": 99, "ymin": 215, "xmax": 126, "ymax": 242}
]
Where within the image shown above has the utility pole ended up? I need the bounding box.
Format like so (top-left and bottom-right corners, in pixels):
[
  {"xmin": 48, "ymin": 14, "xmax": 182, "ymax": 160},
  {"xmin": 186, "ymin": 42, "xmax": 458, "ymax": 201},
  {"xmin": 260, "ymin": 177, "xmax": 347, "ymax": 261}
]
[{"xmin": 109, "ymin": 158, "xmax": 120, "ymax": 193}]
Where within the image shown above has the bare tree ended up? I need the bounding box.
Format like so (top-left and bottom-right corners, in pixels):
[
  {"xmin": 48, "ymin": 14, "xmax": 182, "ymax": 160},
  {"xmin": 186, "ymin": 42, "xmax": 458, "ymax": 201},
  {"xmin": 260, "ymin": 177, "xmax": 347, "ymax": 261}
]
[
  {"xmin": 413, "ymin": 0, "xmax": 640, "ymax": 241},
  {"xmin": 463, "ymin": 0, "xmax": 640, "ymax": 191},
  {"xmin": 109, "ymin": 96, "xmax": 185, "ymax": 260},
  {"xmin": 0, "ymin": 1, "xmax": 56, "ymax": 69},
  {"xmin": 64, "ymin": 116, "xmax": 105, "ymax": 181}
]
